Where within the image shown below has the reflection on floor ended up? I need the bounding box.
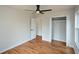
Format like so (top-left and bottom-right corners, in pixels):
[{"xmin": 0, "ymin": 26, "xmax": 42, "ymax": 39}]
[{"xmin": 2, "ymin": 35, "xmax": 75, "ymax": 54}]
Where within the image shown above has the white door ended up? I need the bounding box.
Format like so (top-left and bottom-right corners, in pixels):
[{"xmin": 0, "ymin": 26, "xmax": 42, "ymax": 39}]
[{"xmin": 30, "ymin": 18, "xmax": 36, "ymax": 39}]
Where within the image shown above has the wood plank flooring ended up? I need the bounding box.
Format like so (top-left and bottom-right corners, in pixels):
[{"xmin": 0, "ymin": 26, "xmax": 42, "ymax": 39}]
[{"xmin": 2, "ymin": 35, "xmax": 75, "ymax": 54}]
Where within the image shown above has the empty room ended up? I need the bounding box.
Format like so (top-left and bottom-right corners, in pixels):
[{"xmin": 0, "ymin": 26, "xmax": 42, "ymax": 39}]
[{"xmin": 0, "ymin": 5, "xmax": 79, "ymax": 54}]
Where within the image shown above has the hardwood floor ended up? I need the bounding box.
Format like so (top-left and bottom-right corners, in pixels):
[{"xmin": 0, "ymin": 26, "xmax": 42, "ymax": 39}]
[{"xmin": 2, "ymin": 35, "xmax": 75, "ymax": 54}]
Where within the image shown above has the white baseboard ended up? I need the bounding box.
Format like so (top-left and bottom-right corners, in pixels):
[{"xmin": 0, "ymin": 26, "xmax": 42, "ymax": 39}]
[
  {"xmin": 42, "ymin": 39, "xmax": 51, "ymax": 42},
  {"xmin": 0, "ymin": 39, "xmax": 30, "ymax": 53},
  {"xmin": 53, "ymin": 39, "xmax": 66, "ymax": 42}
]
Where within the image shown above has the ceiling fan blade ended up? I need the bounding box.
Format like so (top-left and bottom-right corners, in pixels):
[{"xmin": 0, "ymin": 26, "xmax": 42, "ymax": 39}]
[
  {"xmin": 40, "ymin": 11, "xmax": 44, "ymax": 14},
  {"xmin": 36, "ymin": 5, "xmax": 40, "ymax": 11},
  {"xmin": 40, "ymin": 12, "xmax": 44, "ymax": 14},
  {"xmin": 41, "ymin": 9, "xmax": 52, "ymax": 12}
]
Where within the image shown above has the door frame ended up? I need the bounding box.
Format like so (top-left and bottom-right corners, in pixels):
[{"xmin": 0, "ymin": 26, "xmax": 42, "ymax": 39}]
[{"xmin": 51, "ymin": 16, "xmax": 66, "ymax": 42}]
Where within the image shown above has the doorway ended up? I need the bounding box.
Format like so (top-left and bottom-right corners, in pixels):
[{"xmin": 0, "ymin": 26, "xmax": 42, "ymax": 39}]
[
  {"xmin": 30, "ymin": 18, "xmax": 36, "ymax": 40},
  {"xmin": 52, "ymin": 17, "xmax": 66, "ymax": 42}
]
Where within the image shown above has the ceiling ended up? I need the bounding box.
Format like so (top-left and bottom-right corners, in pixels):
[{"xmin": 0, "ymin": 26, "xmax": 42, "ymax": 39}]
[{"xmin": 8, "ymin": 5, "xmax": 75, "ymax": 12}]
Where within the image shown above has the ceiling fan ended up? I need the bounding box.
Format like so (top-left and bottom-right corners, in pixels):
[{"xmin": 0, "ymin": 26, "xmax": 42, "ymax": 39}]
[{"xmin": 25, "ymin": 5, "xmax": 52, "ymax": 14}]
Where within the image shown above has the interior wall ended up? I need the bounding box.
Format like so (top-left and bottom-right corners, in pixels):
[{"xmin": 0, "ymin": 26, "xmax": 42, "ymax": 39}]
[
  {"xmin": 0, "ymin": 5, "xmax": 78, "ymax": 53},
  {"xmin": 35, "ymin": 14, "xmax": 50, "ymax": 42},
  {"xmin": 74, "ymin": 6, "xmax": 79, "ymax": 53},
  {"xmin": 35, "ymin": 17, "xmax": 42, "ymax": 36},
  {"xmin": 36, "ymin": 9, "xmax": 79, "ymax": 53},
  {"xmin": 52, "ymin": 20, "xmax": 66, "ymax": 42},
  {"xmin": 36, "ymin": 10, "xmax": 74, "ymax": 42},
  {"xmin": 0, "ymin": 6, "xmax": 31, "ymax": 53},
  {"xmin": 30, "ymin": 17, "xmax": 36, "ymax": 39},
  {"xmin": 29, "ymin": 6, "xmax": 79, "ymax": 53}
]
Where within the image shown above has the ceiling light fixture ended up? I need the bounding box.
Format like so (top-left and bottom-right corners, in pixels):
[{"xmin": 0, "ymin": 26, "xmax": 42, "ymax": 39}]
[{"xmin": 36, "ymin": 11, "xmax": 40, "ymax": 14}]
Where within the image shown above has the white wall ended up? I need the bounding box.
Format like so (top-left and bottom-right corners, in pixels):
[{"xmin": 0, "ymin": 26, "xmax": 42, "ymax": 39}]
[
  {"xmin": 0, "ymin": 6, "xmax": 31, "ymax": 53},
  {"xmin": 52, "ymin": 20, "xmax": 66, "ymax": 42},
  {"xmin": 35, "ymin": 16, "xmax": 42, "ymax": 36},
  {"xmin": 35, "ymin": 14, "xmax": 50, "ymax": 42},
  {"xmin": 30, "ymin": 17, "xmax": 36, "ymax": 39},
  {"xmin": 36, "ymin": 10, "xmax": 74, "ymax": 42},
  {"xmin": 0, "ymin": 6, "xmax": 78, "ymax": 53},
  {"xmin": 74, "ymin": 6, "xmax": 79, "ymax": 53},
  {"xmin": 36, "ymin": 9, "xmax": 79, "ymax": 53}
]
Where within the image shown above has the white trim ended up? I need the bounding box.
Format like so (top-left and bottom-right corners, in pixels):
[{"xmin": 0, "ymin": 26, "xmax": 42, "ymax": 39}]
[
  {"xmin": 0, "ymin": 39, "xmax": 30, "ymax": 53},
  {"xmin": 42, "ymin": 39, "xmax": 51, "ymax": 42},
  {"xmin": 75, "ymin": 10, "xmax": 79, "ymax": 49}
]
